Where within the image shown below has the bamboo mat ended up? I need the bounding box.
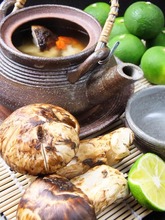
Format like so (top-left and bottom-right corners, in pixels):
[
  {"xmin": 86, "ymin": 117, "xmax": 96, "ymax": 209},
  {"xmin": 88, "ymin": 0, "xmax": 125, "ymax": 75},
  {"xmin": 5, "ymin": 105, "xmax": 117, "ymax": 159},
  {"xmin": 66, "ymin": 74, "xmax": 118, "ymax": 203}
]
[{"xmin": 0, "ymin": 78, "xmax": 153, "ymax": 220}]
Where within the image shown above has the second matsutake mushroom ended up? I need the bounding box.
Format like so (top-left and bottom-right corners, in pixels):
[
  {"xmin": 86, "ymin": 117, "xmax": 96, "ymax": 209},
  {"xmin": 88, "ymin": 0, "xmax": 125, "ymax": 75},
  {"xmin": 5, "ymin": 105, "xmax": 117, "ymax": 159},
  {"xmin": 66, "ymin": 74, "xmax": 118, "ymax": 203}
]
[{"xmin": 16, "ymin": 164, "xmax": 128, "ymax": 219}]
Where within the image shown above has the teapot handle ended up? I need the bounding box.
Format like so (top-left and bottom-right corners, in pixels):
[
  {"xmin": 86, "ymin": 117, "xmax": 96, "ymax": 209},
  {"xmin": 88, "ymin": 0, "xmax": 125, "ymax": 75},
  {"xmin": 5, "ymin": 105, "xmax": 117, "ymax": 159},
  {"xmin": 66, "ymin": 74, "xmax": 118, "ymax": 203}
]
[
  {"xmin": 0, "ymin": 0, "xmax": 26, "ymax": 20},
  {"xmin": 67, "ymin": 47, "xmax": 110, "ymax": 84},
  {"xmin": 67, "ymin": 0, "xmax": 119, "ymax": 84},
  {"xmin": 0, "ymin": 0, "xmax": 15, "ymax": 20}
]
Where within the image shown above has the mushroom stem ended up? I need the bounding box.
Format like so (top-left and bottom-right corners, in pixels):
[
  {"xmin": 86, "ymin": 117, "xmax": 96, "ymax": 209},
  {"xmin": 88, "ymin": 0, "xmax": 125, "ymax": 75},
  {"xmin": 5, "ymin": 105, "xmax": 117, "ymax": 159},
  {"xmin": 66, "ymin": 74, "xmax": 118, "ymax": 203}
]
[{"xmin": 56, "ymin": 127, "xmax": 134, "ymax": 179}]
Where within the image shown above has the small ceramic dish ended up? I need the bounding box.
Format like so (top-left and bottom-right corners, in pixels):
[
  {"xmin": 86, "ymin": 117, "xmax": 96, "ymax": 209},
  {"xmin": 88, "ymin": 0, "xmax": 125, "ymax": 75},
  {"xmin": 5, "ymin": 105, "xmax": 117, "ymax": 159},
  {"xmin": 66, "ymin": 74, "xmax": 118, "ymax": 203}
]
[{"xmin": 125, "ymin": 85, "xmax": 165, "ymax": 160}]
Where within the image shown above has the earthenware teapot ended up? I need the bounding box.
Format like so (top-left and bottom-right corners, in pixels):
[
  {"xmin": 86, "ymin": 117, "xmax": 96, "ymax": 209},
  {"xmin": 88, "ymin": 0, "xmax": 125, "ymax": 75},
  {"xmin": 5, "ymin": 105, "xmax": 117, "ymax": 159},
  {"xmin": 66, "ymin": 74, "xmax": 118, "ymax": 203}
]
[{"xmin": 0, "ymin": 0, "xmax": 143, "ymax": 115}]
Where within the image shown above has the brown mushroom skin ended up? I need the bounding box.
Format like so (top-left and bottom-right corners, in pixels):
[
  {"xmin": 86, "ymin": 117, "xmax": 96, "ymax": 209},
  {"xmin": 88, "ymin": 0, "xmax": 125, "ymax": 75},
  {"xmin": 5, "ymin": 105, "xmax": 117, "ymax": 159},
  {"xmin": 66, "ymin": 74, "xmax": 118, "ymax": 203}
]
[
  {"xmin": 16, "ymin": 175, "xmax": 96, "ymax": 220},
  {"xmin": 0, "ymin": 103, "xmax": 80, "ymax": 175}
]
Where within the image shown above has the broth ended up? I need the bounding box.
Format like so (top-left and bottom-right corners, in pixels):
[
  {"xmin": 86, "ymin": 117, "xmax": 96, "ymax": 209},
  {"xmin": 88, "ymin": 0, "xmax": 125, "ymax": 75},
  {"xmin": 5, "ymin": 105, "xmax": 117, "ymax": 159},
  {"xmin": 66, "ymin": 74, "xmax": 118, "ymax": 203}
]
[
  {"xmin": 18, "ymin": 35, "xmax": 86, "ymax": 57},
  {"xmin": 14, "ymin": 26, "xmax": 89, "ymax": 58}
]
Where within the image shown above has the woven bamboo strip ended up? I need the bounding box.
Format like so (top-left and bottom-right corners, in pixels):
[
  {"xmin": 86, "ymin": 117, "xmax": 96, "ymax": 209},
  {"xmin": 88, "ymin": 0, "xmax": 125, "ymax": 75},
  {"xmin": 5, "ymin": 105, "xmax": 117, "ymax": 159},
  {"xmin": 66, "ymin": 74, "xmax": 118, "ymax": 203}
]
[
  {"xmin": 1, "ymin": 193, "xmax": 23, "ymax": 208},
  {"xmin": 117, "ymin": 148, "xmax": 142, "ymax": 165},
  {"xmin": 1, "ymin": 188, "xmax": 23, "ymax": 202},
  {"xmin": 1, "ymin": 181, "xmax": 17, "ymax": 191},
  {"xmin": 121, "ymin": 205, "xmax": 145, "ymax": 220},
  {"xmin": 3, "ymin": 208, "xmax": 18, "ymax": 220},
  {"xmin": 126, "ymin": 200, "xmax": 140, "ymax": 209},
  {"xmin": 14, "ymin": 173, "xmax": 24, "ymax": 178},
  {"xmin": 1, "ymin": 198, "xmax": 20, "ymax": 214},
  {"xmin": 2, "ymin": 205, "xmax": 18, "ymax": 217},
  {"xmin": 98, "ymin": 195, "xmax": 137, "ymax": 219},
  {"xmin": 0, "ymin": 169, "xmax": 6, "ymax": 174},
  {"xmin": 15, "ymin": 175, "xmax": 29, "ymax": 182},
  {"xmin": 118, "ymin": 148, "xmax": 141, "ymax": 164},
  {"xmin": 1, "ymin": 184, "xmax": 20, "ymax": 196},
  {"xmin": 106, "ymin": 209, "xmax": 133, "ymax": 220},
  {"xmin": 4, "ymin": 211, "xmax": 16, "ymax": 220},
  {"xmin": 111, "ymin": 199, "xmax": 148, "ymax": 220},
  {"xmin": 113, "ymin": 151, "xmax": 142, "ymax": 170},
  {"xmin": 133, "ymin": 207, "xmax": 152, "ymax": 217},
  {"xmin": 98, "ymin": 204, "xmax": 127, "ymax": 219},
  {"xmin": 128, "ymin": 209, "xmax": 152, "ymax": 220},
  {"xmin": 0, "ymin": 172, "xmax": 10, "ymax": 179},
  {"xmin": 98, "ymin": 202, "xmax": 146, "ymax": 220},
  {"xmin": 0, "ymin": 166, "xmax": 7, "ymax": 172},
  {"xmin": 134, "ymin": 79, "xmax": 151, "ymax": 92},
  {"xmin": 1, "ymin": 176, "xmax": 14, "ymax": 185},
  {"xmin": 115, "ymin": 154, "xmax": 141, "ymax": 171}
]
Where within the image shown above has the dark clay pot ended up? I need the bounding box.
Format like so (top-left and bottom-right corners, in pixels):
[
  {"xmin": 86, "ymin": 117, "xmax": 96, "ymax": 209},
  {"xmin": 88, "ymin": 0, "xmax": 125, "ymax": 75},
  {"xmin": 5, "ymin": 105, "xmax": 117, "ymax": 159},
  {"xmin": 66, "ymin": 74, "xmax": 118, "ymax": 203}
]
[{"xmin": 0, "ymin": 3, "xmax": 143, "ymax": 115}]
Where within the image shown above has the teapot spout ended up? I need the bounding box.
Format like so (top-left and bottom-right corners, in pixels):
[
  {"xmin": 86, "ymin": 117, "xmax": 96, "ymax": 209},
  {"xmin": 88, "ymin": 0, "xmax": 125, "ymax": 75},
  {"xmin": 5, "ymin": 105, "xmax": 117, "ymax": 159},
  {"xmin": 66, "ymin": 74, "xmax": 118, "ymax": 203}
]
[{"xmin": 86, "ymin": 59, "xmax": 143, "ymax": 105}]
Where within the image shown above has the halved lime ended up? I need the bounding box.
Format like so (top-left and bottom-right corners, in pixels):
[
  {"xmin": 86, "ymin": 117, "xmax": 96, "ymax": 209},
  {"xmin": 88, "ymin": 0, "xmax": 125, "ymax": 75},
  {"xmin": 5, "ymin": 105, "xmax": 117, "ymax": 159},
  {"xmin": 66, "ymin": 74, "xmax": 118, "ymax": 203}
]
[{"xmin": 128, "ymin": 153, "xmax": 165, "ymax": 211}]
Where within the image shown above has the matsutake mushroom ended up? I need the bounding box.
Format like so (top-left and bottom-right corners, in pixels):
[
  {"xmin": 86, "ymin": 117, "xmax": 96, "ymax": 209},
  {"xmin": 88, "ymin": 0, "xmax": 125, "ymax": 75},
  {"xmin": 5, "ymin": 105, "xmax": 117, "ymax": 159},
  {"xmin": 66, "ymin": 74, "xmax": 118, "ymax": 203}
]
[
  {"xmin": 16, "ymin": 174, "xmax": 96, "ymax": 220},
  {"xmin": 0, "ymin": 103, "xmax": 134, "ymax": 177},
  {"xmin": 16, "ymin": 165, "xmax": 128, "ymax": 219},
  {"xmin": 0, "ymin": 103, "xmax": 80, "ymax": 175}
]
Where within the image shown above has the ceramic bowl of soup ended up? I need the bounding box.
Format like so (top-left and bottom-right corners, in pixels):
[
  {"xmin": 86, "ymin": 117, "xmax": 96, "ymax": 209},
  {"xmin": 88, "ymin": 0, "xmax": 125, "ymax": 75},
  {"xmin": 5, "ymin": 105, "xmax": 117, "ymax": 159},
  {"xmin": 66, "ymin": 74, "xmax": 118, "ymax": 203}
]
[{"xmin": 125, "ymin": 86, "xmax": 165, "ymax": 160}]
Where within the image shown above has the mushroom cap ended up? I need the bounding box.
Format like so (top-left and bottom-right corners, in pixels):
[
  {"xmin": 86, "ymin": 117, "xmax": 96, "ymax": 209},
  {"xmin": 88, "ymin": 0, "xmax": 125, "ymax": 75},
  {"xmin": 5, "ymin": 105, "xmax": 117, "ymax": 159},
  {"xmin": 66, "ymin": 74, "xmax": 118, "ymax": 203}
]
[
  {"xmin": 17, "ymin": 174, "xmax": 96, "ymax": 220},
  {"xmin": 0, "ymin": 103, "xmax": 80, "ymax": 175}
]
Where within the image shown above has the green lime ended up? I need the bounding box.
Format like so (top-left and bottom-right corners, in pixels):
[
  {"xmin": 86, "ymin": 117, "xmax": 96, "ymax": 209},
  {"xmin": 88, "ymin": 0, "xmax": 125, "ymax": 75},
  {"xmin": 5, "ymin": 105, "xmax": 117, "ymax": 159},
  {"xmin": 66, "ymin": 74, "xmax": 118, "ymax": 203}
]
[
  {"xmin": 140, "ymin": 46, "xmax": 165, "ymax": 85},
  {"xmin": 128, "ymin": 153, "xmax": 165, "ymax": 211},
  {"xmin": 146, "ymin": 28, "xmax": 165, "ymax": 48},
  {"xmin": 84, "ymin": 2, "xmax": 110, "ymax": 27},
  {"xmin": 124, "ymin": 1, "xmax": 164, "ymax": 40},
  {"xmin": 107, "ymin": 33, "xmax": 146, "ymax": 65},
  {"xmin": 109, "ymin": 17, "xmax": 130, "ymax": 40}
]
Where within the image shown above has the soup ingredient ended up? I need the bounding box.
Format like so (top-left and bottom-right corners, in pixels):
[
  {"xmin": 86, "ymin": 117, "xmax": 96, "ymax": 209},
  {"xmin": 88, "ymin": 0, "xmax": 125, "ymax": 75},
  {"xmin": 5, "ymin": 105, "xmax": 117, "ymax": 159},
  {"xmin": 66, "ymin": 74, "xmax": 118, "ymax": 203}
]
[
  {"xmin": 124, "ymin": 1, "xmax": 164, "ymax": 40},
  {"xmin": 107, "ymin": 33, "xmax": 146, "ymax": 65},
  {"xmin": 0, "ymin": 103, "xmax": 80, "ymax": 175},
  {"xmin": 128, "ymin": 153, "xmax": 165, "ymax": 211},
  {"xmin": 140, "ymin": 46, "xmax": 165, "ymax": 85},
  {"xmin": 17, "ymin": 174, "xmax": 96, "ymax": 220},
  {"xmin": 56, "ymin": 36, "xmax": 80, "ymax": 50},
  {"xmin": 84, "ymin": 2, "xmax": 110, "ymax": 27},
  {"xmin": 109, "ymin": 17, "xmax": 130, "ymax": 40},
  {"xmin": 56, "ymin": 127, "xmax": 134, "ymax": 179},
  {"xmin": 31, "ymin": 25, "xmax": 57, "ymax": 51},
  {"xmin": 19, "ymin": 25, "xmax": 86, "ymax": 57},
  {"xmin": 146, "ymin": 28, "xmax": 165, "ymax": 48},
  {"xmin": 71, "ymin": 165, "xmax": 128, "ymax": 215},
  {"xmin": 55, "ymin": 36, "xmax": 85, "ymax": 56}
]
